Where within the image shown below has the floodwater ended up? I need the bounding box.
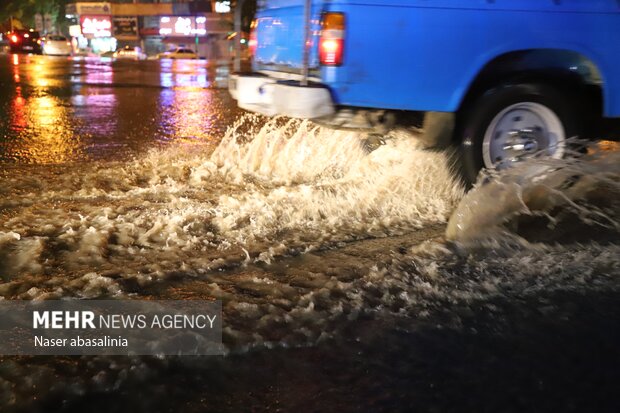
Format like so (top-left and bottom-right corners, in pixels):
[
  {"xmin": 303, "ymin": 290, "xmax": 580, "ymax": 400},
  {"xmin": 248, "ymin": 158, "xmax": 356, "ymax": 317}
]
[
  {"xmin": 0, "ymin": 54, "xmax": 238, "ymax": 163},
  {"xmin": 0, "ymin": 54, "xmax": 619, "ymax": 413}
]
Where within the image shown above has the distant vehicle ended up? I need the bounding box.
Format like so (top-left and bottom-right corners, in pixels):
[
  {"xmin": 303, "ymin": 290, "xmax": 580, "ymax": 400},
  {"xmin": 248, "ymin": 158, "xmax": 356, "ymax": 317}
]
[
  {"xmin": 8, "ymin": 29, "xmax": 42, "ymax": 54},
  {"xmin": 42, "ymin": 35, "xmax": 72, "ymax": 56},
  {"xmin": 113, "ymin": 45, "xmax": 146, "ymax": 60},
  {"xmin": 157, "ymin": 48, "xmax": 198, "ymax": 60}
]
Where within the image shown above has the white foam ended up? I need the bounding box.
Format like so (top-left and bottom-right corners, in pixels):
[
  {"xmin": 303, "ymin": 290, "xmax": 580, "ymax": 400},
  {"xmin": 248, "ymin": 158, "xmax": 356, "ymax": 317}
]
[
  {"xmin": 0, "ymin": 116, "xmax": 462, "ymax": 295},
  {"xmin": 1, "ymin": 117, "xmax": 618, "ymax": 357}
]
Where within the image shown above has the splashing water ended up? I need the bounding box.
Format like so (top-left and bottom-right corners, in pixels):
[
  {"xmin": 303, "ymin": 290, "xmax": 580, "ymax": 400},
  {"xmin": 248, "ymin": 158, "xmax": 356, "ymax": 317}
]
[
  {"xmin": 446, "ymin": 147, "xmax": 620, "ymax": 246},
  {"xmin": 1, "ymin": 117, "xmax": 619, "ymax": 412},
  {"xmin": 209, "ymin": 118, "xmax": 464, "ymax": 256},
  {"xmin": 0, "ymin": 116, "xmax": 463, "ymax": 297}
]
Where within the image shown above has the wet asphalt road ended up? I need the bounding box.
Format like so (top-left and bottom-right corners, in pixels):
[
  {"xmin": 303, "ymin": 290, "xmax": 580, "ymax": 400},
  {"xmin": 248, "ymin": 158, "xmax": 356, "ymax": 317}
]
[
  {"xmin": 0, "ymin": 54, "xmax": 619, "ymax": 413},
  {"xmin": 0, "ymin": 53, "xmax": 240, "ymax": 164}
]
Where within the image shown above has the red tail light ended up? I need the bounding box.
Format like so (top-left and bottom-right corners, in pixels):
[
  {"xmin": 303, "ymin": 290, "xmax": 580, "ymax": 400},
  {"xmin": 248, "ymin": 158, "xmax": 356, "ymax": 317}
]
[
  {"xmin": 248, "ymin": 19, "xmax": 258, "ymax": 57},
  {"xmin": 11, "ymin": 35, "xmax": 18, "ymax": 43},
  {"xmin": 319, "ymin": 13, "xmax": 345, "ymax": 66}
]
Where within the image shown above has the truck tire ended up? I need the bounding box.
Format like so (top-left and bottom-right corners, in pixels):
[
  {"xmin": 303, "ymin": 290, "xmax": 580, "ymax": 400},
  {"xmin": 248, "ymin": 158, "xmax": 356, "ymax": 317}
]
[{"xmin": 458, "ymin": 83, "xmax": 578, "ymax": 185}]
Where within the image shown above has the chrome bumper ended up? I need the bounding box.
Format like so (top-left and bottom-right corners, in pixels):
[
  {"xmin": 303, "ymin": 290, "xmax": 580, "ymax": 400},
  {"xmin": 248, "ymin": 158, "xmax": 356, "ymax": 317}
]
[{"xmin": 229, "ymin": 74, "xmax": 335, "ymax": 119}]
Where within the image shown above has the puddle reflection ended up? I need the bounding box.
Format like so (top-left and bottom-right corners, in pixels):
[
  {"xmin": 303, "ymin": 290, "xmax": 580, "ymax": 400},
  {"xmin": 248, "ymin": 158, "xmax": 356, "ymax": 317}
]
[{"xmin": 0, "ymin": 54, "xmax": 241, "ymax": 163}]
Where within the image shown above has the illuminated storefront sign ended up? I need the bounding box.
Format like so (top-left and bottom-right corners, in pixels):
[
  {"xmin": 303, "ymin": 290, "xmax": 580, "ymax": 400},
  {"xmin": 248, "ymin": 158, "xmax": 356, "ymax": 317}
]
[
  {"xmin": 159, "ymin": 16, "xmax": 207, "ymax": 36},
  {"xmin": 80, "ymin": 15, "xmax": 112, "ymax": 38},
  {"xmin": 113, "ymin": 16, "xmax": 138, "ymax": 38},
  {"xmin": 66, "ymin": 2, "xmax": 111, "ymax": 17},
  {"xmin": 77, "ymin": 2, "xmax": 111, "ymax": 15},
  {"xmin": 215, "ymin": 1, "xmax": 231, "ymax": 13}
]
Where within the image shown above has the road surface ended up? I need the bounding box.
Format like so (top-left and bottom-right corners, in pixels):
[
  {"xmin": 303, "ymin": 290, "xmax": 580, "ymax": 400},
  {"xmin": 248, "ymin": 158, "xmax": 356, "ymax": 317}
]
[{"xmin": 0, "ymin": 54, "xmax": 619, "ymax": 413}]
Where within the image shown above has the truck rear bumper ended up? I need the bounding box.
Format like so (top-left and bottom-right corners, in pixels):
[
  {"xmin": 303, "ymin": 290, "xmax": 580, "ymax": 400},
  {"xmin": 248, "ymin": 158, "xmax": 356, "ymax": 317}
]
[{"xmin": 229, "ymin": 73, "xmax": 335, "ymax": 119}]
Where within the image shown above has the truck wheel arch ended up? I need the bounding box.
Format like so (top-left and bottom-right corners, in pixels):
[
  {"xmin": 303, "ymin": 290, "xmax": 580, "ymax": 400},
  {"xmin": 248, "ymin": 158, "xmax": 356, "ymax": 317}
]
[
  {"xmin": 449, "ymin": 49, "xmax": 604, "ymax": 185},
  {"xmin": 456, "ymin": 49, "xmax": 605, "ymax": 118}
]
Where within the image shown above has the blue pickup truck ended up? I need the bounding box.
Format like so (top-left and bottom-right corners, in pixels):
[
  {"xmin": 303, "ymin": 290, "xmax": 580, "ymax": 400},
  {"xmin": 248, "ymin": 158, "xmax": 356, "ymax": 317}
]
[{"xmin": 229, "ymin": 0, "xmax": 620, "ymax": 183}]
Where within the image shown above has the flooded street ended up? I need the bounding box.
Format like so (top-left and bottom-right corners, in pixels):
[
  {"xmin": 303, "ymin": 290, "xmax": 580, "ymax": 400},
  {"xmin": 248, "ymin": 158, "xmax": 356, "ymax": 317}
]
[
  {"xmin": 1, "ymin": 54, "xmax": 620, "ymax": 412},
  {"xmin": 0, "ymin": 54, "xmax": 238, "ymax": 163}
]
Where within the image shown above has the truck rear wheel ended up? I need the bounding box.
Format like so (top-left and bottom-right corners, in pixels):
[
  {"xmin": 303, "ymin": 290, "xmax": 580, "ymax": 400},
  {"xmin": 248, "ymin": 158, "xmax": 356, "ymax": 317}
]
[{"xmin": 458, "ymin": 83, "xmax": 578, "ymax": 185}]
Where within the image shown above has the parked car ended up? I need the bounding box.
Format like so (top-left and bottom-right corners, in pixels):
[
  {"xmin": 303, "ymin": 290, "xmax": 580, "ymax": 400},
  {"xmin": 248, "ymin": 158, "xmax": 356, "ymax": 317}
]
[
  {"xmin": 42, "ymin": 35, "xmax": 72, "ymax": 56},
  {"xmin": 230, "ymin": 0, "xmax": 620, "ymax": 184},
  {"xmin": 113, "ymin": 45, "xmax": 146, "ymax": 60},
  {"xmin": 157, "ymin": 48, "xmax": 198, "ymax": 60},
  {"xmin": 8, "ymin": 29, "xmax": 42, "ymax": 54}
]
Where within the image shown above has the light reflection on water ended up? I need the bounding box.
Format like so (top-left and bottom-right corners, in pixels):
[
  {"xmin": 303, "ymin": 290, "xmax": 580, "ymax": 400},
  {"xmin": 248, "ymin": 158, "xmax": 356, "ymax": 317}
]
[
  {"xmin": 0, "ymin": 54, "xmax": 241, "ymax": 164},
  {"xmin": 158, "ymin": 88, "xmax": 220, "ymax": 145},
  {"xmin": 71, "ymin": 91, "xmax": 118, "ymax": 137},
  {"xmin": 159, "ymin": 59, "xmax": 210, "ymax": 88},
  {"xmin": 5, "ymin": 58, "xmax": 81, "ymax": 164}
]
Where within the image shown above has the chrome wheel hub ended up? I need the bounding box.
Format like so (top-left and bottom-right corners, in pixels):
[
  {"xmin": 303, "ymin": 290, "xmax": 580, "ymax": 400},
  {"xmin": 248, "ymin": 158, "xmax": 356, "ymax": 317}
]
[{"xmin": 482, "ymin": 102, "xmax": 566, "ymax": 170}]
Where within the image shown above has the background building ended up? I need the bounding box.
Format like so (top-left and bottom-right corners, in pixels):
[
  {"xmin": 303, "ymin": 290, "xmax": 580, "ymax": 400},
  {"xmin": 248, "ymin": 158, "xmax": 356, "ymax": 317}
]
[{"xmin": 65, "ymin": 1, "xmax": 232, "ymax": 58}]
